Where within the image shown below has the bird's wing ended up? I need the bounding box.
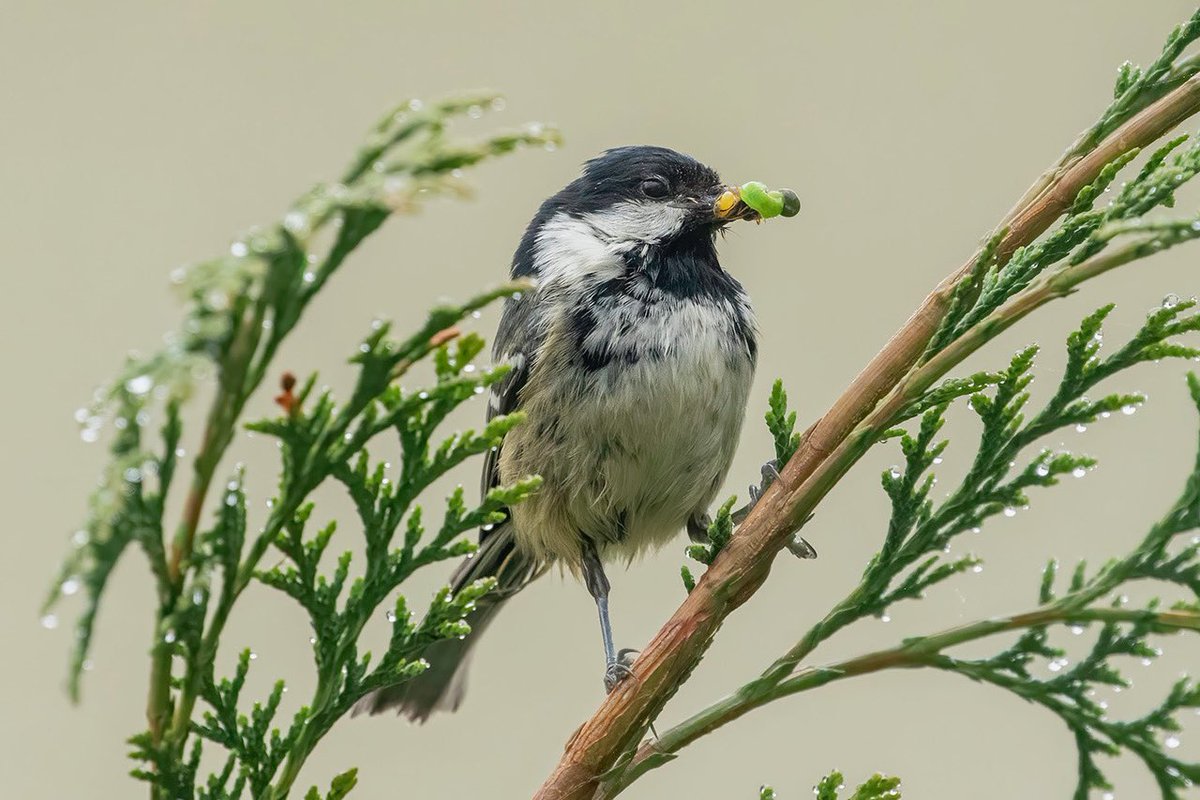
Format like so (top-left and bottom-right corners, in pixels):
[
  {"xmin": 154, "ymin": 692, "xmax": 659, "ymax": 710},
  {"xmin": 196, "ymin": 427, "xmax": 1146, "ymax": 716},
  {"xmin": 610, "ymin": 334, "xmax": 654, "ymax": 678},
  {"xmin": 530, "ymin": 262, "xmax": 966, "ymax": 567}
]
[{"xmin": 479, "ymin": 293, "xmax": 540, "ymax": 542}]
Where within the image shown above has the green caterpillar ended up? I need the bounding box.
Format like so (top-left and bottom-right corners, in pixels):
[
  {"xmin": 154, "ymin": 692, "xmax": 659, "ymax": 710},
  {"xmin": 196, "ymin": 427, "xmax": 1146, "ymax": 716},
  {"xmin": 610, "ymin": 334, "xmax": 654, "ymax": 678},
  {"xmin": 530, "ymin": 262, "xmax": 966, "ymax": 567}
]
[{"xmin": 739, "ymin": 181, "xmax": 801, "ymax": 219}]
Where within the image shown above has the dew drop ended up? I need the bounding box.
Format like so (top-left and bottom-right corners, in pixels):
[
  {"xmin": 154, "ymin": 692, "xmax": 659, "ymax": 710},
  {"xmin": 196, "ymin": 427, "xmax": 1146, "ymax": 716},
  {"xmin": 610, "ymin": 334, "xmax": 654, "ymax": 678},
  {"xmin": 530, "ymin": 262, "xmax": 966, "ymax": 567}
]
[
  {"xmin": 225, "ymin": 494, "xmax": 238, "ymax": 507},
  {"xmin": 473, "ymin": 386, "xmax": 485, "ymax": 395},
  {"xmin": 192, "ymin": 590, "xmax": 205, "ymax": 605},
  {"xmin": 1047, "ymin": 658, "xmax": 1067, "ymax": 673},
  {"xmin": 971, "ymin": 564, "xmax": 984, "ymax": 574},
  {"xmin": 303, "ymin": 271, "xmax": 316, "ymax": 284},
  {"xmin": 1035, "ymin": 464, "xmax": 1051, "ymax": 477},
  {"xmin": 230, "ymin": 241, "xmax": 249, "ymax": 257},
  {"xmin": 418, "ymin": 391, "xmax": 430, "ymax": 400},
  {"xmin": 385, "ymin": 610, "xmax": 397, "ymax": 623},
  {"xmin": 1069, "ymin": 624, "xmax": 1084, "ymax": 635},
  {"xmin": 1163, "ymin": 293, "xmax": 1181, "ymax": 309},
  {"xmin": 248, "ymin": 651, "xmax": 258, "ymax": 660},
  {"xmin": 309, "ymin": 636, "xmax": 317, "ymax": 644},
  {"xmin": 1166, "ymin": 735, "xmax": 1181, "ymax": 749},
  {"xmin": 463, "ymin": 364, "xmax": 476, "ymax": 373},
  {"xmin": 467, "ymin": 104, "xmax": 483, "ymax": 119},
  {"xmin": 1121, "ymin": 404, "xmax": 1137, "ymax": 416},
  {"xmin": 359, "ymin": 343, "xmax": 371, "ymax": 353},
  {"xmin": 471, "ymin": 310, "xmax": 482, "ymax": 319},
  {"xmin": 887, "ymin": 466, "xmax": 901, "ymax": 479},
  {"xmin": 61, "ymin": 577, "xmax": 81, "ymax": 596},
  {"xmin": 1075, "ymin": 424, "xmax": 1088, "ymax": 433},
  {"xmin": 932, "ymin": 456, "xmax": 943, "ymax": 465},
  {"xmin": 970, "ymin": 526, "xmax": 982, "ymax": 534},
  {"xmin": 879, "ymin": 614, "xmax": 891, "ymax": 623},
  {"xmin": 40, "ymin": 613, "xmax": 59, "ymax": 630},
  {"xmin": 283, "ymin": 211, "xmax": 309, "ymax": 234},
  {"xmin": 1003, "ymin": 506, "xmax": 1017, "ymax": 518},
  {"xmin": 126, "ymin": 374, "xmax": 156, "ymax": 396},
  {"xmin": 72, "ymin": 529, "xmax": 88, "ymax": 546},
  {"xmin": 124, "ymin": 467, "xmax": 143, "ymax": 484},
  {"xmin": 164, "ymin": 630, "xmax": 177, "ymax": 644}
]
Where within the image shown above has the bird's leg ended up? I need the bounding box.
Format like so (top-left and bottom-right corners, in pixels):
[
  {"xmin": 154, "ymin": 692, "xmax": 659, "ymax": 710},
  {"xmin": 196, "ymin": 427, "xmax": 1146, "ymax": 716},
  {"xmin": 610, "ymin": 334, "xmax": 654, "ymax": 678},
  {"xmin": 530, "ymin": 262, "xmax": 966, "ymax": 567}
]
[
  {"xmin": 580, "ymin": 538, "xmax": 633, "ymax": 692},
  {"xmin": 731, "ymin": 460, "xmax": 818, "ymax": 559}
]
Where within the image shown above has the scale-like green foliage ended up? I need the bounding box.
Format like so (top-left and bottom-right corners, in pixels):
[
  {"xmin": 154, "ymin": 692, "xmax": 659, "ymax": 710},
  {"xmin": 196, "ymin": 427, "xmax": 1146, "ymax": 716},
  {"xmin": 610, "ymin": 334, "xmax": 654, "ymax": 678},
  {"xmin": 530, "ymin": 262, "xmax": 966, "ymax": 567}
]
[
  {"xmin": 758, "ymin": 771, "xmax": 901, "ymax": 800},
  {"xmin": 765, "ymin": 379, "xmax": 802, "ymax": 466},
  {"xmin": 934, "ymin": 373, "xmax": 1200, "ymax": 799},
  {"xmin": 49, "ymin": 94, "xmax": 557, "ymax": 799}
]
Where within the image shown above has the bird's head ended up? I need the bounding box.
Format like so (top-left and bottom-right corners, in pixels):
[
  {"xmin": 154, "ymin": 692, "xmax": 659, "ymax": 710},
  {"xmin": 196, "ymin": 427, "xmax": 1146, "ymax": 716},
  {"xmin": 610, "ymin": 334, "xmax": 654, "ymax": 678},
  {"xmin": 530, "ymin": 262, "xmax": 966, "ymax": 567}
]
[{"xmin": 512, "ymin": 146, "xmax": 783, "ymax": 285}]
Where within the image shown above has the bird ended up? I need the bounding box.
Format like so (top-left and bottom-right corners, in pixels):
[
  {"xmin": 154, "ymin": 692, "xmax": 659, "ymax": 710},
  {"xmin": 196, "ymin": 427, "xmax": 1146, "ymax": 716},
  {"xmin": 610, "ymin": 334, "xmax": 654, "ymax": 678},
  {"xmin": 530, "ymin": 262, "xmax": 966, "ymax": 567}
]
[{"xmin": 357, "ymin": 145, "xmax": 790, "ymax": 721}]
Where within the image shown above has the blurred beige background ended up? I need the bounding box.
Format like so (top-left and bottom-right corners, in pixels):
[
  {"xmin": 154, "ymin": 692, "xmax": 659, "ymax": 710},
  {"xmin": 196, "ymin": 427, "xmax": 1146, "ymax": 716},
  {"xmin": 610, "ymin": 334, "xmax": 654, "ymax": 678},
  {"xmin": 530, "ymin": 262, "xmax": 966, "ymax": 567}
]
[{"xmin": 3, "ymin": 2, "xmax": 1200, "ymax": 797}]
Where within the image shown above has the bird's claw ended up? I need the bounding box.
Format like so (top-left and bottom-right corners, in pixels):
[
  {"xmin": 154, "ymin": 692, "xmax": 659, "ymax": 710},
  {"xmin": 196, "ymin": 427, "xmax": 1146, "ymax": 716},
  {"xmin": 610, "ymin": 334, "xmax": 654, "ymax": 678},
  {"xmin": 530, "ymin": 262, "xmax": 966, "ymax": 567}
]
[
  {"xmin": 785, "ymin": 530, "xmax": 818, "ymax": 559},
  {"xmin": 747, "ymin": 460, "xmax": 781, "ymax": 506},
  {"xmin": 604, "ymin": 648, "xmax": 638, "ymax": 693},
  {"xmin": 733, "ymin": 460, "xmax": 818, "ymax": 559}
]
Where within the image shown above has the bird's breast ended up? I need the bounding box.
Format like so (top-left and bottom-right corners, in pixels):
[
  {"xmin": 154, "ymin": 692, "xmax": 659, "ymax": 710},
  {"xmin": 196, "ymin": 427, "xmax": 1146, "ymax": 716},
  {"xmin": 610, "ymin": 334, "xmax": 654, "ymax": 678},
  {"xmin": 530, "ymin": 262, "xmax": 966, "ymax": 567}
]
[{"xmin": 503, "ymin": 289, "xmax": 756, "ymax": 566}]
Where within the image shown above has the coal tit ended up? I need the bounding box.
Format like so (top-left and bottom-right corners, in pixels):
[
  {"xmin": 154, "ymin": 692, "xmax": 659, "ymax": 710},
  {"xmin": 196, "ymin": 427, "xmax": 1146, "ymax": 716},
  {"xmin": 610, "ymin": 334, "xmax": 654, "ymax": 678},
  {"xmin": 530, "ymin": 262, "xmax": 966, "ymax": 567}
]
[{"xmin": 358, "ymin": 146, "xmax": 772, "ymax": 721}]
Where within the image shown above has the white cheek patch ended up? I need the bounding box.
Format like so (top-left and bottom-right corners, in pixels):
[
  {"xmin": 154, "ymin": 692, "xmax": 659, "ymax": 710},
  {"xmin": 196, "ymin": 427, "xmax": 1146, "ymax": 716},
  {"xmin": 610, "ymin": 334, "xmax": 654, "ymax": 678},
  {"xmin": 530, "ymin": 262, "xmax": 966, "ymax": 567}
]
[
  {"xmin": 582, "ymin": 200, "xmax": 687, "ymax": 246},
  {"xmin": 533, "ymin": 213, "xmax": 625, "ymax": 285},
  {"xmin": 531, "ymin": 202, "xmax": 688, "ymax": 287}
]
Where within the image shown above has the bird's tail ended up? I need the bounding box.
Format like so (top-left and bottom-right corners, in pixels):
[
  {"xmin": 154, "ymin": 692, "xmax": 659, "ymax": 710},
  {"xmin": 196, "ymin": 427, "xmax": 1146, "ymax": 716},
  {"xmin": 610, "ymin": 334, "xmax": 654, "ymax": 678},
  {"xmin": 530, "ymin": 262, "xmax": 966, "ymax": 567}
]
[{"xmin": 353, "ymin": 522, "xmax": 536, "ymax": 722}]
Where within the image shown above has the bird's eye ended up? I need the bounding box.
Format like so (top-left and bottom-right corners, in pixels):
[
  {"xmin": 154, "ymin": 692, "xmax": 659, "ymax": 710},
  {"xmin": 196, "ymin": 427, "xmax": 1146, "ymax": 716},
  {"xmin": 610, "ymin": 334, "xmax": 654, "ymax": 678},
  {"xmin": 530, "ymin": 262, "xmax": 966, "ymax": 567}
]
[{"xmin": 640, "ymin": 177, "xmax": 669, "ymax": 199}]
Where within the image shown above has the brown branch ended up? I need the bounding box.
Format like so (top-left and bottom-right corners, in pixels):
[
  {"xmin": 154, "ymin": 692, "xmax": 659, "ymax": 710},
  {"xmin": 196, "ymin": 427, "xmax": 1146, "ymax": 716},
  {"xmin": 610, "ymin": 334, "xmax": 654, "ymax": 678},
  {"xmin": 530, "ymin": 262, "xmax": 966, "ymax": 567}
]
[{"xmin": 533, "ymin": 73, "xmax": 1200, "ymax": 800}]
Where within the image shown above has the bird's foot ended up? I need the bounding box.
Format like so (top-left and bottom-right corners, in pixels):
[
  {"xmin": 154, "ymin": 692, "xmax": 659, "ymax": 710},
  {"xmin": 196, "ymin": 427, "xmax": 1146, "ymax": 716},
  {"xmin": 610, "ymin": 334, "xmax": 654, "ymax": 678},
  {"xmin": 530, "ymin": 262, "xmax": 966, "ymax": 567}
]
[
  {"xmin": 604, "ymin": 648, "xmax": 638, "ymax": 693},
  {"xmin": 747, "ymin": 459, "xmax": 781, "ymax": 508},
  {"xmin": 733, "ymin": 459, "xmax": 818, "ymax": 559}
]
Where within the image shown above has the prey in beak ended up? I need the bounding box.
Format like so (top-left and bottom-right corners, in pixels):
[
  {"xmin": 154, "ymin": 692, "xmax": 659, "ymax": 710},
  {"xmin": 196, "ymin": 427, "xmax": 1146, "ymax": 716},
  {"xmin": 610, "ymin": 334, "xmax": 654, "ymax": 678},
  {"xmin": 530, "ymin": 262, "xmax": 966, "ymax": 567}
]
[{"xmin": 713, "ymin": 182, "xmax": 801, "ymax": 223}]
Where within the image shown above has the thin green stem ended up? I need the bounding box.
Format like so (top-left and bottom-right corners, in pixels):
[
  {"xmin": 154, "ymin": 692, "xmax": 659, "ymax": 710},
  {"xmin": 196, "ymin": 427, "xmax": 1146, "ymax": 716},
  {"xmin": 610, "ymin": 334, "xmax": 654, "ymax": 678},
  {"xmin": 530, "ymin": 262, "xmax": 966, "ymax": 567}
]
[{"xmin": 599, "ymin": 607, "xmax": 1200, "ymax": 797}]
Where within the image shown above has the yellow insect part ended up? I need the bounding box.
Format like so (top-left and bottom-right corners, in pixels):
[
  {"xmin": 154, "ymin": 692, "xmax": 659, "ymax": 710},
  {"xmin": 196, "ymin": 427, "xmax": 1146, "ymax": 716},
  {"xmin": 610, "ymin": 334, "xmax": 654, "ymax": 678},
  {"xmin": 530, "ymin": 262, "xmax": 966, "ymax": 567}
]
[{"xmin": 714, "ymin": 189, "xmax": 740, "ymax": 216}]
